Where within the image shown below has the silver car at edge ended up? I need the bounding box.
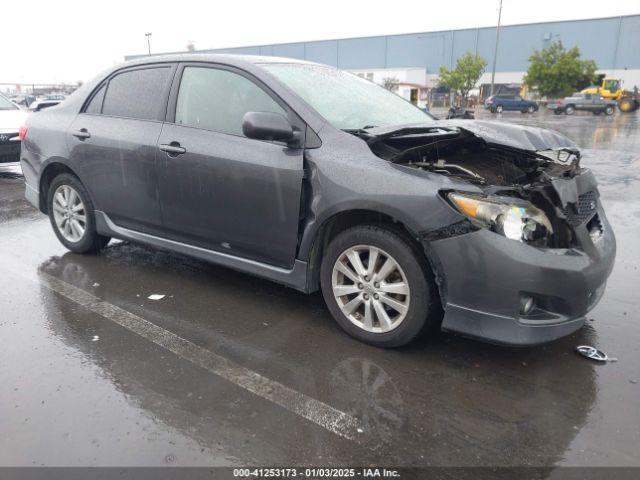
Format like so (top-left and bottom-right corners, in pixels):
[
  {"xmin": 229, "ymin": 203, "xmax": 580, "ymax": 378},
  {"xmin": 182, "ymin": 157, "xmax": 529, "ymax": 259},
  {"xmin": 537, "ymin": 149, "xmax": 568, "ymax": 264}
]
[{"xmin": 0, "ymin": 93, "xmax": 27, "ymax": 163}]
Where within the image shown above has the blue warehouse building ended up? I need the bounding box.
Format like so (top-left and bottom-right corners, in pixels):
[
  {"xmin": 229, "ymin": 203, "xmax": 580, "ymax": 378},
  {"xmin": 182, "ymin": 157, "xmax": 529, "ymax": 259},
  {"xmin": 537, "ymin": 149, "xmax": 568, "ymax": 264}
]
[{"xmin": 130, "ymin": 15, "xmax": 640, "ymax": 106}]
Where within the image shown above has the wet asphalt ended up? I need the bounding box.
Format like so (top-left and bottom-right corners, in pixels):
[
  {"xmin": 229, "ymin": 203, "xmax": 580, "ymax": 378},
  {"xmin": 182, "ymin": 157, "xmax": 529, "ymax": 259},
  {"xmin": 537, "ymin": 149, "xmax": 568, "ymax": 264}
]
[{"xmin": 0, "ymin": 109, "xmax": 639, "ymax": 468}]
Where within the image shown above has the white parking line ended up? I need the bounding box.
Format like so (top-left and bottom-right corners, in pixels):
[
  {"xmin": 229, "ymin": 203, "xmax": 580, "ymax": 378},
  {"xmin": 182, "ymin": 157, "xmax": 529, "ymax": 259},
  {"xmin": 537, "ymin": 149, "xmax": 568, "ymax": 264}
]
[{"xmin": 5, "ymin": 262, "xmax": 362, "ymax": 440}]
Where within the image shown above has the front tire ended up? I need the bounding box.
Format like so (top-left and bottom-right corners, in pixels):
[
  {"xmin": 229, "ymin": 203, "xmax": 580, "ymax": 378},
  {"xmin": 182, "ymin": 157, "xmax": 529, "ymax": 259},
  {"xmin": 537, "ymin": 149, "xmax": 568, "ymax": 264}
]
[
  {"xmin": 495, "ymin": 105, "xmax": 504, "ymax": 114},
  {"xmin": 565, "ymin": 105, "xmax": 575, "ymax": 115},
  {"xmin": 47, "ymin": 173, "xmax": 110, "ymax": 254},
  {"xmin": 527, "ymin": 105, "xmax": 536, "ymax": 113},
  {"xmin": 320, "ymin": 225, "xmax": 438, "ymax": 348},
  {"xmin": 604, "ymin": 105, "xmax": 614, "ymax": 116}
]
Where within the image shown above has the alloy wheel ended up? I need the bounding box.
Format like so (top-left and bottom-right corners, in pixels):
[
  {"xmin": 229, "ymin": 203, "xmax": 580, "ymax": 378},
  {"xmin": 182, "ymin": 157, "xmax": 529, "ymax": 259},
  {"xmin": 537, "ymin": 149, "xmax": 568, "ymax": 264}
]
[
  {"xmin": 331, "ymin": 245, "xmax": 410, "ymax": 333},
  {"xmin": 52, "ymin": 185, "xmax": 86, "ymax": 243}
]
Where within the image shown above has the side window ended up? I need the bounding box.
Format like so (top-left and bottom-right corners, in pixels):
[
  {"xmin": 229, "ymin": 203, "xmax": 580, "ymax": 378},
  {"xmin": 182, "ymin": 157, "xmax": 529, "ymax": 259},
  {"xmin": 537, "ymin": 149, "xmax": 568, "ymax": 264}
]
[
  {"xmin": 175, "ymin": 66, "xmax": 286, "ymax": 136},
  {"xmin": 585, "ymin": 94, "xmax": 591, "ymax": 100},
  {"xmin": 84, "ymin": 84, "xmax": 106, "ymax": 114},
  {"xmin": 514, "ymin": 96, "xmax": 522, "ymax": 101},
  {"xmin": 102, "ymin": 67, "xmax": 171, "ymax": 120}
]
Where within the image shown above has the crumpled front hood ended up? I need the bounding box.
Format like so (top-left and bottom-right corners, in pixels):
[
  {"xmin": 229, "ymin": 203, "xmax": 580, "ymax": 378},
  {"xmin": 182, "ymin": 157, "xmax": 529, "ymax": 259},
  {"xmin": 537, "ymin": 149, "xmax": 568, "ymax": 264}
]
[
  {"xmin": 366, "ymin": 119, "xmax": 578, "ymax": 152},
  {"xmin": 0, "ymin": 109, "xmax": 27, "ymax": 133}
]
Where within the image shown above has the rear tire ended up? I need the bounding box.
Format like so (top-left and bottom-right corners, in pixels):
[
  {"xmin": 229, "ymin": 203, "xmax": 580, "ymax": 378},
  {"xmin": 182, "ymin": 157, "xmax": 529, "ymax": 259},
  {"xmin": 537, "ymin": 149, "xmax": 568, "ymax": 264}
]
[
  {"xmin": 320, "ymin": 225, "xmax": 438, "ymax": 348},
  {"xmin": 495, "ymin": 105, "xmax": 503, "ymax": 113},
  {"xmin": 565, "ymin": 105, "xmax": 575, "ymax": 115},
  {"xmin": 604, "ymin": 105, "xmax": 614, "ymax": 116},
  {"xmin": 47, "ymin": 173, "xmax": 111, "ymax": 254},
  {"xmin": 527, "ymin": 105, "xmax": 536, "ymax": 113}
]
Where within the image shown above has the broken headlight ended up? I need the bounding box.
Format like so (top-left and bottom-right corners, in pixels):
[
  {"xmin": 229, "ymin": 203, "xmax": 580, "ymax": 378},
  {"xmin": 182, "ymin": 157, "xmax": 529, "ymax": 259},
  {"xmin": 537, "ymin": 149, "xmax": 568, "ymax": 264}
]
[{"xmin": 448, "ymin": 192, "xmax": 553, "ymax": 243}]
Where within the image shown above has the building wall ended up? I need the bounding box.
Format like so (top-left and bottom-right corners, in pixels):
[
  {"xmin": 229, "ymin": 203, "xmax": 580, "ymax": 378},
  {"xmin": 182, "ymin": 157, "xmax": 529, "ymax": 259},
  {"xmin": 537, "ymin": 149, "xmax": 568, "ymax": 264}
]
[{"xmin": 127, "ymin": 15, "xmax": 640, "ymax": 89}]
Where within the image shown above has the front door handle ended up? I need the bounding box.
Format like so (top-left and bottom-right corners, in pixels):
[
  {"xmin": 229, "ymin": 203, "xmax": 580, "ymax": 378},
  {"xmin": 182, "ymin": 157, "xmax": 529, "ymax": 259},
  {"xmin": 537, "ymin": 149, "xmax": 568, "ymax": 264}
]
[
  {"xmin": 159, "ymin": 142, "xmax": 186, "ymax": 156},
  {"xmin": 72, "ymin": 128, "xmax": 91, "ymax": 140}
]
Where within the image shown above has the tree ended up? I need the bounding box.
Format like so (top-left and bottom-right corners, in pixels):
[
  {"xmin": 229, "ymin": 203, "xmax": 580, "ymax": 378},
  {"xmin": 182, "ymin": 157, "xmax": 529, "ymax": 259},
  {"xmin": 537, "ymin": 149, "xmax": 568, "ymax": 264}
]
[
  {"xmin": 438, "ymin": 53, "xmax": 487, "ymax": 106},
  {"xmin": 382, "ymin": 76, "xmax": 399, "ymax": 91},
  {"xmin": 523, "ymin": 41, "xmax": 597, "ymax": 98}
]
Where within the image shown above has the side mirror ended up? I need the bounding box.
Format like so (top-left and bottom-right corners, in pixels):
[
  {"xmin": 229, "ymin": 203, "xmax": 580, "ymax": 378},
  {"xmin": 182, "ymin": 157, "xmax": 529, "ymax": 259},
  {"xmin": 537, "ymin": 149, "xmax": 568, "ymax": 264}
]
[{"xmin": 242, "ymin": 111, "xmax": 295, "ymax": 144}]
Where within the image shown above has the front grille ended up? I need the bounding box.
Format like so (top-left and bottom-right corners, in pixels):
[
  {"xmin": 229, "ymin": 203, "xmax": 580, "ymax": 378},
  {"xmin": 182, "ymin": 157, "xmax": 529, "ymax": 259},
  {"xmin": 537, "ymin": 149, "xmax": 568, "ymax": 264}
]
[
  {"xmin": 562, "ymin": 191, "xmax": 598, "ymax": 226},
  {"xmin": 0, "ymin": 138, "xmax": 21, "ymax": 163},
  {"xmin": 0, "ymin": 132, "xmax": 19, "ymax": 144}
]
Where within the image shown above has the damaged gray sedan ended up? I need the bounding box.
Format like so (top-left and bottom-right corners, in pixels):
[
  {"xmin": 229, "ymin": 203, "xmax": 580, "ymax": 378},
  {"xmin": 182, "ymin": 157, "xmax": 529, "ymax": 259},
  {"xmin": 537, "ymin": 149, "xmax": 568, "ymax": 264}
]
[{"xmin": 19, "ymin": 55, "xmax": 616, "ymax": 347}]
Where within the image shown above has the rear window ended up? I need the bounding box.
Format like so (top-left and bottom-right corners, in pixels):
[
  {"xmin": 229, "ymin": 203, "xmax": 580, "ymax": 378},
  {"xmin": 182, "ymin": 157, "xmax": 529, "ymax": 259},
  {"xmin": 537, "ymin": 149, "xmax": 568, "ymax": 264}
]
[
  {"xmin": 102, "ymin": 67, "xmax": 171, "ymax": 120},
  {"xmin": 84, "ymin": 84, "xmax": 106, "ymax": 114},
  {"xmin": 0, "ymin": 95, "xmax": 18, "ymax": 110}
]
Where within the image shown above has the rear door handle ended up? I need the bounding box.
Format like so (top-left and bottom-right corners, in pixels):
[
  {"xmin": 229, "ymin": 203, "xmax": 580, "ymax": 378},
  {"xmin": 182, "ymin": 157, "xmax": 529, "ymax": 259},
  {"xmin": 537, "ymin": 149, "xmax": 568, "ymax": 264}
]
[
  {"xmin": 72, "ymin": 128, "xmax": 91, "ymax": 140},
  {"xmin": 159, "ymin": 142, "xmax": 186, "ymax": 155}
]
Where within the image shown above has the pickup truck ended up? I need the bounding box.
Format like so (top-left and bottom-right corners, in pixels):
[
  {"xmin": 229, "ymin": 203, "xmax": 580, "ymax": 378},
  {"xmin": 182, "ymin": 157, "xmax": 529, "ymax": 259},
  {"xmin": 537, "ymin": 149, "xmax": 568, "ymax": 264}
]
[{"xmin": 548, "ymin": 93, "xmax": 616, "ymax": 115}]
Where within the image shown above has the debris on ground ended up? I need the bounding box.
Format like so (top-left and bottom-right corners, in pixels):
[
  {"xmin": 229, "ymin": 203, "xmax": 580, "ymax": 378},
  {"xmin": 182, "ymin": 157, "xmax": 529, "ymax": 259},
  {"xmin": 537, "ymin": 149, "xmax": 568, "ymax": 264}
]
[
  {"xmin": 148, "ymin": 294, "xmax": 166, "ymax": 300},
  {"xmin": 91, "ymin": 335, "xmax": 99, "ymax": 342},
  {"xmin": 575, "ymin": 345, "xmax": 617, "ymax": 362}
]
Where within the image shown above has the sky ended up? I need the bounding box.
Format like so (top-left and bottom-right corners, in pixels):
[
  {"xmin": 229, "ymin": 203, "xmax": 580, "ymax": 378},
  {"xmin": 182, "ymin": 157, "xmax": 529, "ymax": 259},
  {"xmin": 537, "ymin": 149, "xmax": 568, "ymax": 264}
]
[{"xmin": 2, "ymin": 0, "xmax": 639, "ymax": 85}]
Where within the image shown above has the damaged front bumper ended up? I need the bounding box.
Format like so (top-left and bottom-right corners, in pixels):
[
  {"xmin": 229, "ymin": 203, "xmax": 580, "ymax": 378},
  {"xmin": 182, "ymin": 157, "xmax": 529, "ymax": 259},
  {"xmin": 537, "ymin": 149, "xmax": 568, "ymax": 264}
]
[{"xmin": 427, "ymin": 203, "xmax": 616, "ymax": 346}]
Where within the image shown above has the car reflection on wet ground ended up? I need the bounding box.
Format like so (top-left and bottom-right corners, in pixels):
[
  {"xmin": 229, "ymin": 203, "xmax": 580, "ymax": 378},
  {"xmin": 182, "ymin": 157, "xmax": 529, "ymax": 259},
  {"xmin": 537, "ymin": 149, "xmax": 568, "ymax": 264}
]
[{"xmin": 0, "ymin": 110, "xmax": 639, "ymax": 468}]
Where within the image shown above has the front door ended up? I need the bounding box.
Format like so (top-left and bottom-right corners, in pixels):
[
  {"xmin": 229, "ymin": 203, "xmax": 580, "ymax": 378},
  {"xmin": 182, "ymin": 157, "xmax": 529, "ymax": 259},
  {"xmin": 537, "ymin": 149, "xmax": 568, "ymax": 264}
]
[
  {"xmin": 156, "ymin": 64, "xmax": 305, "ymax": 268},
  {"xmin": 67, "ymin": 65, "xmax": 174, "ymax": 234}
]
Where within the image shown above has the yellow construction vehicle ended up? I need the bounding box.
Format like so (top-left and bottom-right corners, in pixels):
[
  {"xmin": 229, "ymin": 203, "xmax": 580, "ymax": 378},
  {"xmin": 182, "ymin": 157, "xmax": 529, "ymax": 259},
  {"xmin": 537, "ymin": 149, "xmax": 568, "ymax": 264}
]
[{"xmin": 581, "ymin": 76, "xmax": 639, "ymax": 113}]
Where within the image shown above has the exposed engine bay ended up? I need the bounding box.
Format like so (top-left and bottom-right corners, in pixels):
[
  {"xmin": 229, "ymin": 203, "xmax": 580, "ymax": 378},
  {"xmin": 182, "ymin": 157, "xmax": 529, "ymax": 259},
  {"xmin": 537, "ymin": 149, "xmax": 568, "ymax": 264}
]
[{"xmin": 351, "ymin": 125, "xmax": 598, "ymax": 249}]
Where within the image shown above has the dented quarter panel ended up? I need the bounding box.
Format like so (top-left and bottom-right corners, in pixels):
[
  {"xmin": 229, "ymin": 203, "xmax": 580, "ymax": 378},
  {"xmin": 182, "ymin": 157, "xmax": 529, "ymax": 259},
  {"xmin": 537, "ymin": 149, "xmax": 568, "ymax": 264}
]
[{"xmin": 296, "ymin": 126, "xmax": 475, "ymax": 261}]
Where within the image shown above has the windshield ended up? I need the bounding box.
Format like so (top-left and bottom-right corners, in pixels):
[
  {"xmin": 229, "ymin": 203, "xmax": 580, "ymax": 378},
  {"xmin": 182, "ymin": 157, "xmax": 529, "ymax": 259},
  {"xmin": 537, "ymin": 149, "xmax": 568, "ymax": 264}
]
[
  {"xmin": 262, "ymin": 63, "xmax": 434, "ymax": 130},
  {"xmin": 0, "ymin": 95, "xmax": 18, "ymax": 111}
]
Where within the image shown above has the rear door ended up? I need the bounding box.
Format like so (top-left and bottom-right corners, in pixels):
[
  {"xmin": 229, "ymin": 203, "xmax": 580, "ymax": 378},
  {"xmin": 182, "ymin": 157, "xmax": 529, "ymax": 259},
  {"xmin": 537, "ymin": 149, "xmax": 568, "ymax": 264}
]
[
  {"xmin": 67, "ymin": 64, "xmax": 175, "ymax": 234},
  {"xmin": 156, "ymin": 63, "xmax": 305, "ymax": 268},
  {"xmin": 583, "ymin": 94, "xmax": 594, "ymax": 111}
]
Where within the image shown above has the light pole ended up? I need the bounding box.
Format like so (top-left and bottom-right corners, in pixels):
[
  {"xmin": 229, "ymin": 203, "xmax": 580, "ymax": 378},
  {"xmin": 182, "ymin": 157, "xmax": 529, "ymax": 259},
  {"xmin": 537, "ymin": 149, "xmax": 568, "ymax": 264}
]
[
  {"xmin": 145, "ymin": 32, "xmax": 152, "ymax": 55},
  {"xmin": 489, "ymin": 0, "xmax": 503, "ymax": 97}
]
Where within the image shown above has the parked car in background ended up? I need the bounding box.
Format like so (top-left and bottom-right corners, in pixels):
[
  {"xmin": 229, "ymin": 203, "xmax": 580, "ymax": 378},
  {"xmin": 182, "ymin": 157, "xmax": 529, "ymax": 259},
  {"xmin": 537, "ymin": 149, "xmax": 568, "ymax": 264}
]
[
  {"xmin": 20, "ymin": 54, "xmax": 615, "ymax": 347},
  {"xmin": 446, "ymin": 106, "xmax": 474, "ymax": 119},
  {"xmin": 9, "ymin": 94, "xmax": 37, "ymax": 108},
  {"xmin": 0, "ymin": 93, "xmax": 27, "ymax": 163},
  {"xmin": 485, "ymin": 95, "xmax": 538, "ymax": 114},
  {"xmin": 548, "ymin": 93, "xmax": 616, "ymax": 115},
  {"xmin": 28, "ymin": 98, "xmax": 62, "ymax": 112}
]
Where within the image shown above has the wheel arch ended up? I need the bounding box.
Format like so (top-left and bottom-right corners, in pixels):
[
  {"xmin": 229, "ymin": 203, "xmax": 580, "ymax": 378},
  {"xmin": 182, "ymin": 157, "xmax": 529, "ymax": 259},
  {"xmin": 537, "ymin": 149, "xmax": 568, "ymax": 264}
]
[
  {"xmin": 301, "ymin": 208, "xmax": 443, "ymax": 306},
  {"xmin": 38, "ymin": 160, "xmax": 82, "ymax": 214}
]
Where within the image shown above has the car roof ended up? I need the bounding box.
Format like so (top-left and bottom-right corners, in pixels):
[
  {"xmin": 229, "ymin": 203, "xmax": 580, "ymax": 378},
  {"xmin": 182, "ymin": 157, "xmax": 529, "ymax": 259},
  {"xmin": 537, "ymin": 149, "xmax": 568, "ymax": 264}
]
[
  {"xmin": 52, "ymin": 53, "xmax": 332, "ymax": 134},
  {"xmin": 122, "ymin": 53, "xmax": 322, "ymax": 70}
]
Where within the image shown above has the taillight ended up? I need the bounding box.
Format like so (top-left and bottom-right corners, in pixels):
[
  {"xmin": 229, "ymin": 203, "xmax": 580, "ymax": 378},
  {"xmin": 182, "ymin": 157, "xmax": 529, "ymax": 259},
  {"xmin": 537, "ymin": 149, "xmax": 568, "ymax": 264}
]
[{"xmin": 18, "ymin": 125, "xmax": 28, "ymax": 141}]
